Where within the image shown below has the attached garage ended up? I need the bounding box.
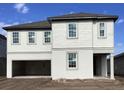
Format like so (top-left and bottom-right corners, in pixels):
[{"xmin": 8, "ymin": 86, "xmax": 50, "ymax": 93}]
[{"xmin": 12, "ymin": 60, "xmax": 51, "ymax": 77}]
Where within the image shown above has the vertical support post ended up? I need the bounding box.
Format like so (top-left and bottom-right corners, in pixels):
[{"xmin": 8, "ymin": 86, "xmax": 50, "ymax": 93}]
[
  {"xmin": 101, "ymin": 55, "xmax": 107, "ymax": 77},
  {"xmin": 7, "ymin": 56, "xmax": 12, "ymax": 78},
  {"xmin": 110, "ymin": 53, "xmax": 114, "ymax": 79},
  {"xmin": 104, "ymin": 55, "xmax": 108, "ymax": 77}
]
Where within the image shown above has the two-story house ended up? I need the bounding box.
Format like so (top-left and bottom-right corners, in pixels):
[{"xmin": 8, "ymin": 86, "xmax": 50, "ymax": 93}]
[{"xmin": 3, "ymin": 12, "xmax": 118, "ymax": 79}]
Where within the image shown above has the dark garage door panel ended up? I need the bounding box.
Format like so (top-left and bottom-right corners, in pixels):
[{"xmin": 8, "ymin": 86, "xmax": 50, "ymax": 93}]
[
  {"xmin": 0, "ymin": 58, "xmax": 6, "ymax": 76},
  {"xmin": 12, "ymin": 60, "xmax": 51, "ymax": 76}
]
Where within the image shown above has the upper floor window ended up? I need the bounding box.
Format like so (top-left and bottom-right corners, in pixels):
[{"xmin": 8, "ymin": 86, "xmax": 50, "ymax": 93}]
[
  {"xmin": 67, "ymin": 52, "xmax": 78, "ymax": 69},
  {"xmin": 99, "ymin": 23, "xmax": 106, "ymax": 37},
  {"xmin": 44, "ymin": 31, "xmax": 51, "ymax": 44},
  {"xmin": 68, "ymin": 23, "xmax": 77, "ymax": 38},
  {"xmin": 28, "ymin": 32, "xmax": 35, "ymax": 44},
  {"xmin": 12, "ymin": 32, "xmax": 19, "ymax": 44}
]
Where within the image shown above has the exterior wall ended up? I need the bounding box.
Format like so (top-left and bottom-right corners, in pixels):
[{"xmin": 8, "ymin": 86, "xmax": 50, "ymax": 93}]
[
  {"xmin": 7, "ymin": 30, "xmax": 52, "ymax": 78},
  {"xmin": 7, "ymin": 20, "xmax": 114, "ymax": 79},
  {"xmin": 7, "ymin": 53, "xmax": 51, "ymax": 78},
  {"xmin": 51, "ymin": 20, "xmax": 113, "ymax": 79},
  {"xmin": 52, "ymin": 49, "xmax": 93, "ymax": 79},
  {"xmin": 52, "ymin": 21, "xmax": 93, "ymax": 48},
  {"xmin": 7, "ymin": 30, "xmax": 51, "ymax": 53},
  {"xmin": 52, "ymin": 20, "xmax": 114, "ymax": 49},
  {"xmin": 114, "ymin": 56, "xmax": 124, "ymax": 75},
  {"xmin": 93, "ymin": 20, "xmax": 114, "ymax": 48}
]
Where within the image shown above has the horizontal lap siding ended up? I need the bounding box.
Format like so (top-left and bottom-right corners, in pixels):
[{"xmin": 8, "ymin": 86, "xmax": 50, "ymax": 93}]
[
  {"xmin": 7, "ymin": 31, "xmax": 51, "ymax": 53},
  {"xmin": 52, "ymin": 49, "xmax": 93, "ymax": 79},
  {"xmin": 52, "ymin": 21, "xmax": 93, "ymax": 48},
  {"xmin": 93, "ymin": 20, "xmax": 114, "ymax": 47}
]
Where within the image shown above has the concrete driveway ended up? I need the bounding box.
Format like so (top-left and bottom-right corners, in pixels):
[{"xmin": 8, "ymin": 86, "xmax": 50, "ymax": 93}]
[{"xmin": 0, "ymin": 76, "xmax": 124, "ymax": 90}]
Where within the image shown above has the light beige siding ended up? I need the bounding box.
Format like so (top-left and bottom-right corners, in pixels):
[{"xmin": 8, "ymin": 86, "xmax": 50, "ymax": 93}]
[
  {"xmin": 93, "ymin": 20, "xmax": 114, "ymax": 48},
  {"xmin": 7, "ymin": 31, "xmax": 51, "ymax": 53},
  {"xmin": 52, "ymin": 21, "xmax": 93, "ymax": 48}
]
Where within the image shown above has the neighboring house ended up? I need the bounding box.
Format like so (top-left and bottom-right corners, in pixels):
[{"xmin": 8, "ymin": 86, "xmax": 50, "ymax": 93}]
[
  {"xmin": 3, "ymin": 12, "xmax": 118, "ymax": 79},
  {"xmin": 0, "ymin": 34, "xmax": 6, "ymax": 76},
  {"xmin": 114, "ymin": 52, "xmax": 124, "ymax": 76}
]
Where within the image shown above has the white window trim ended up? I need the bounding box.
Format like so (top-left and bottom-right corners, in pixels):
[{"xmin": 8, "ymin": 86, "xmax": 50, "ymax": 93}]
[
  {"xmin": 27, "ymin": 31, "xmax": 36, "ymax": 45},
  {"xmin": 67, "ymin": 23, "xmax": 78, "ymax": 39},
  {"xmin": 43, "ymin": 31, "xmax": 51, "ymax": 44},
  {"xmin": 97, "ymin": 22, "xmax": 107, "ymax": 39},
  {"xmin": 11, "ymin": 31, "xmax": 20, "ymax": 45},
  {"xmin": 66, "ymin": 51, "xmax": 78, "ymax": 70}
]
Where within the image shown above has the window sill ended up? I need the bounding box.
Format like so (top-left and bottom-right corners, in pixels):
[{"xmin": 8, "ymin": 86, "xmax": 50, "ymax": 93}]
[
  {"xmin": 43, "ymin": 42, "xmax": 51, "ymax": 45},
  {"xmin": 97, "ymin": 36, "xmax": 107, "ymax": 39},
  {"xmin": 27, "ymin": 43, "xmax": 37, "ymax": 45},
  {"xmin": 67, "ymin": 37, "xmax": 78, "ymax": 39},
  {"xmin": 67, "ymin": 67, "xmax": 78, "ymax": 70},
  {"xmin": 11, "ymin": 43, "xmax": 21, "ymax": 45}
]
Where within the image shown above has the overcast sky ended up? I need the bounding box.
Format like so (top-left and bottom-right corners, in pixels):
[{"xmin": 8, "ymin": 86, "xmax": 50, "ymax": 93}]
[{"xmin": 0, "ymin": 3, "xmax": 123, "ymax": 55}]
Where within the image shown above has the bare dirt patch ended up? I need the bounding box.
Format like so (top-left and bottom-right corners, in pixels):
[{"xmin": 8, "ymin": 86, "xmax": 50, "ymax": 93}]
[{"xmin": 0, "ymin": 76, "xmax": 124, "ymax": 90}]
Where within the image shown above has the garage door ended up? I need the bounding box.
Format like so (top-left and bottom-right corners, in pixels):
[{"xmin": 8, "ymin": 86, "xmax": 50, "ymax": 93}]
[
  {"xmin": 12, "ymin": 60, "xmax": 51, "ymax": 77},
  {"xmin": 0, "ymin": 58, "xmax": 6, "ymax": 76}
]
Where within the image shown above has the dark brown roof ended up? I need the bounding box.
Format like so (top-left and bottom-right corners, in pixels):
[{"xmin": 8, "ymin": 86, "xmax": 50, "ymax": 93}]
[
  {"xmin": 115, "ymin": 52, "xmax": 124, "ymax": 59},
  {"xmin": 3, "ymin": 20, "xmax": 51, "ymax": 31},
  {"xmin": 0, "ymin": 34, "xmax": 6, "ymax": 40},
  {"xmin": 3, "ymin": 12, "xmax": 118, "ymax": 31},
  {"xmin": 48, "ymin": 12, "xmax": 118, "ymax": 21}
]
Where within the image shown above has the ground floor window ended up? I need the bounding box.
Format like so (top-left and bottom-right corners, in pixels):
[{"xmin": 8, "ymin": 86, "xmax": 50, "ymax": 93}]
[{"xmin": 67, "ymin": 52, "xmax": 78, "ymax": 69}]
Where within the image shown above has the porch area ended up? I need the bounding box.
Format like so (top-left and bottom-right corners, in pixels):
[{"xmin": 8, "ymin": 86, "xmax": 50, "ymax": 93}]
[{"xmin": 93, "ymin": 53, "xmax": 114, "ymax": 79}]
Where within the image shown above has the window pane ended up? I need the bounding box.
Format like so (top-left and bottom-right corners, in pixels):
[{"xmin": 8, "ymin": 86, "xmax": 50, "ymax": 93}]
[
  {"xmin": 68, "ymin": 53, "xmax": 77, "ymax": 68},
  {"xmin": 68, "ymin": 24, "xmax": 76, "ymax": 38},
  {"xmin": 99, "ymin": 23, "xmax": 105, "ymax": 37},
  {"xmin": 44, "ymin": 31, "xmax": 51, "ymax": 43},
  {"xmin": 100, "ymin": 23, "xmax": 104, "ymax": 28},
  {"xmin": 28, "ymin": 32, "xmax": 35, "ymax": 43},
  {"xmin": 13, "ymin": 32, "xmax": 19, "ymax": 44},
  {"xmin": 100, "ymin": 30, "xmax": 104, "ymax": 36}
]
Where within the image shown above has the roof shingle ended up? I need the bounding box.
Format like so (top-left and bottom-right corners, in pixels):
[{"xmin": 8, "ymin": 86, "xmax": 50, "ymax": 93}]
[
  {"xmin": 3, "ymin": 20, "xmax": 51, "ymax": 31},
  {"xmin": 3, "ymin": 12, "xmax": 118, "ymax": 31},
  {"xmin": 48, "ymin": 12, "xmax": 118, "ymax": 21},
  {"xmin": 0, "ymin": 34, "xmax": 6, "ymax": 40}
]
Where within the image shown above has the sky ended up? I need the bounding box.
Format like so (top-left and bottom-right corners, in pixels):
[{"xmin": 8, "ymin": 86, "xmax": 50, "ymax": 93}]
[{"xmin": 0, "ymin": 3, "xmax": 124, "ymax": 55}]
